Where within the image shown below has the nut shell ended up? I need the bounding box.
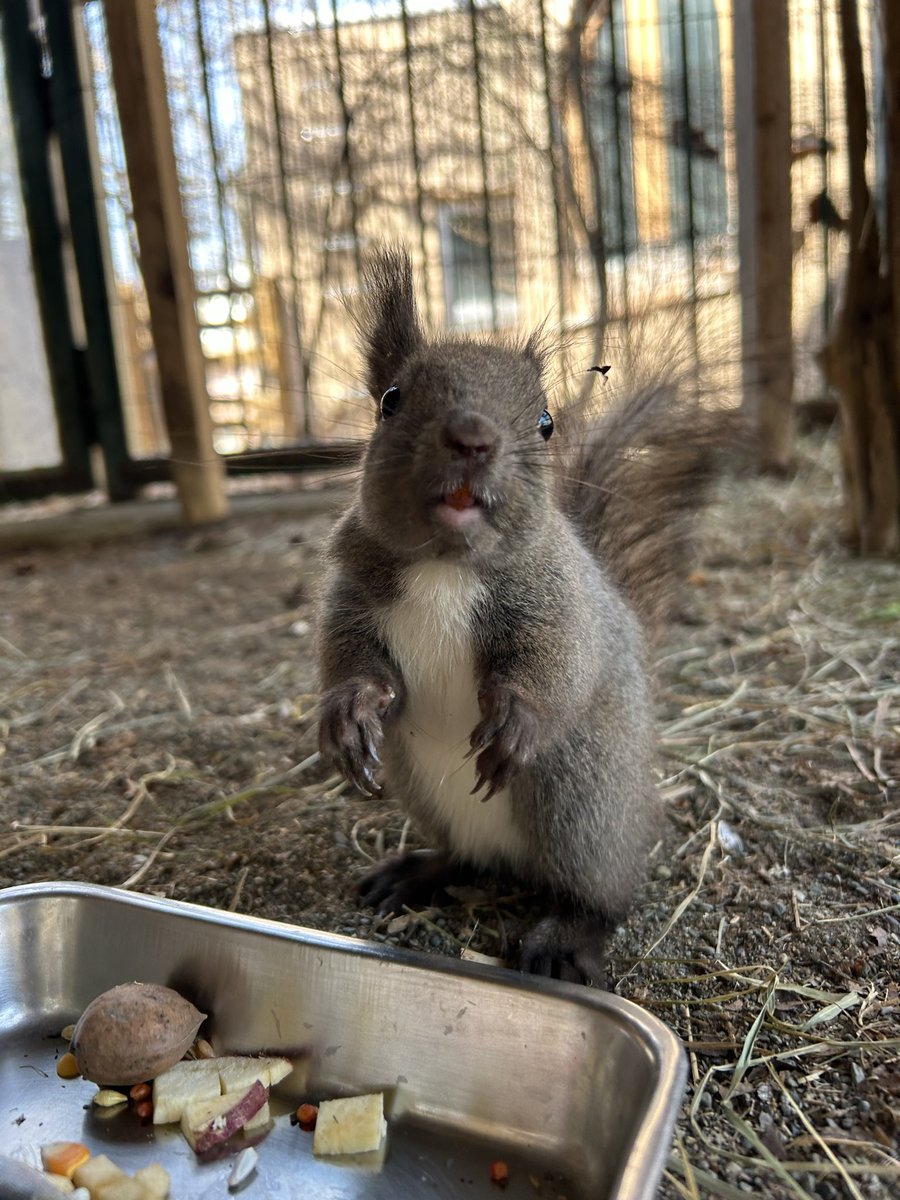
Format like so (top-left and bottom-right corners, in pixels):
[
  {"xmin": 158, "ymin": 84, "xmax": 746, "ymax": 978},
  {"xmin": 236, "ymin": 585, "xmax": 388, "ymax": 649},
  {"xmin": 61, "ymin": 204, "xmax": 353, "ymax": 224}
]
[{"xmin": 72, "ymin": 982, "xmax": 206, "ymax": 1085}]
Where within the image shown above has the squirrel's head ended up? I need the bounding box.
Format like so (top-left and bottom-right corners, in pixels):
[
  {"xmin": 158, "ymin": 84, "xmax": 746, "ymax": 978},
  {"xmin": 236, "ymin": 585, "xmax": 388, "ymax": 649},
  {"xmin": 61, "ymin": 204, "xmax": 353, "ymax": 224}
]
[{"xmin": 354, "ymin": 247, "xmax": 557, "ymax": 562}]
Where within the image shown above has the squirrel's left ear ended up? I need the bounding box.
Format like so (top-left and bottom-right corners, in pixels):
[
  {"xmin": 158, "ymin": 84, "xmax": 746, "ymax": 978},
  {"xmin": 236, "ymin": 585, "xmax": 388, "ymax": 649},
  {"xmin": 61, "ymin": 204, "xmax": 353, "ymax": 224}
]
[
  {"xmin": 522, "ymin": 326, "xmax": 549, "ymax": 378},
  {"xmin": 355, "ymin": 246, "xmax": 424, "ymax": 401}
]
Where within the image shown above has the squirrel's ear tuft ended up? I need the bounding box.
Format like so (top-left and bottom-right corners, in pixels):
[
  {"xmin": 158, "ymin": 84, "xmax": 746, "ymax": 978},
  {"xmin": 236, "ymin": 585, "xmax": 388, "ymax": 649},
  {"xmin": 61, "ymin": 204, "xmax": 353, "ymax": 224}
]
[
  {"xmin": 355, "ymin": 246, "xmax": 424, "ymax": 399},
  {"xmin": 522, "ymin": 324, "xmax": 550, "ymax": 378}
]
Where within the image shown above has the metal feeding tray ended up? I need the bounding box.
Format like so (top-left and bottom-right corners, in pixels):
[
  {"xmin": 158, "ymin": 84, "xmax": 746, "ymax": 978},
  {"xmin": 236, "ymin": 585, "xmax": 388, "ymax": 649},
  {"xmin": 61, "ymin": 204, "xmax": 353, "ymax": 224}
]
[{"xmin": 0, "ymin": 883, "xmax": 685, "ymax": 1199}]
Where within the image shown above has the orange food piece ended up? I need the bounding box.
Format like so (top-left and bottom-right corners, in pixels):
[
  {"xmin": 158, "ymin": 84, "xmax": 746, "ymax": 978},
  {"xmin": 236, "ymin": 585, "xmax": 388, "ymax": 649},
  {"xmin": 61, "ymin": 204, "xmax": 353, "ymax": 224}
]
[
  {"xmin": 445, "ymin": 484, "xmax": 475, "ymax": 511},
  {"xmin": 41, "ymin": 1141, "xmax": 91, "ymax": 1178},
  {"xmin": 296, "ymin": 1102, "xmax": 319, "ymax": 1131},
  {"xmin": 489, "ymin": 1159, "xmax": 510, "ymax": 1188}
]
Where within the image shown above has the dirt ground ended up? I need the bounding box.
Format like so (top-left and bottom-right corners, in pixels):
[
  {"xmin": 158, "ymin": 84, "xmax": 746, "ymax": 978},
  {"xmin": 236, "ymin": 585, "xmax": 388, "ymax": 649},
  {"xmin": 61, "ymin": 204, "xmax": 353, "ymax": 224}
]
[{"xmin": 0, "ymin": 434, "xmax": 897, "ymax": 1199}]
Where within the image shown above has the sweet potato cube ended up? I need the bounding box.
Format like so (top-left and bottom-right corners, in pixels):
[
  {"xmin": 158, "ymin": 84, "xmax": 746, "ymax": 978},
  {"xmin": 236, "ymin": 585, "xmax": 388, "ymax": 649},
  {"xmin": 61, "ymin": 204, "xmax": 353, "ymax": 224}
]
[
  {"xmin": 313, "ymin": 1093, "xmax": 387, "ymax": 1157},
  {"xmin": 180, "ymin": 1079, "xmax": 268, "ymax": 1153}
]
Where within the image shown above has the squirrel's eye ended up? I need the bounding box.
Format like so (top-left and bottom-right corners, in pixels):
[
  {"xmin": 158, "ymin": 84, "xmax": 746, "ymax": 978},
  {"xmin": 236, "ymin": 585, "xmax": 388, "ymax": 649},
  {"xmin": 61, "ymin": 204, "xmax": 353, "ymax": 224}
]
[
  {"xmin": 537, "ymin": 409, "xmax": 554, "ymax": 441},
  {"xmin": 380, "ymin": 385, "xmax": 401, "ymax": 419}
]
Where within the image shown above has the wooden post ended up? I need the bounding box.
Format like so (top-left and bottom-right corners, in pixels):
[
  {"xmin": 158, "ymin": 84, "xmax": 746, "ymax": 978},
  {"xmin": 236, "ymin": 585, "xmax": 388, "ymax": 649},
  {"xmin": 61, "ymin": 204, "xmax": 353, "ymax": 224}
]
[
  {"xmin": 734, "ymin": 0, "xmax": 794, "ymax": 473},
  {"xmin": 103, "ymin": 0, "xmax": 227, "ymax": 523}
]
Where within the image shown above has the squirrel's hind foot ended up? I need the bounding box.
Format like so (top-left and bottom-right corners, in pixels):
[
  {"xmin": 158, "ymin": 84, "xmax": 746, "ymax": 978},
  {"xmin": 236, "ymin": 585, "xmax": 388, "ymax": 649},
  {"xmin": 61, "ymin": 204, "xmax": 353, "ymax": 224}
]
[
  {"xmin": 518, "ymin": 912, "xmax": 617, "ymax": 988},
  {"xmin": 356, "ymin": 849, "xmax": 473, "ymax": 915}
]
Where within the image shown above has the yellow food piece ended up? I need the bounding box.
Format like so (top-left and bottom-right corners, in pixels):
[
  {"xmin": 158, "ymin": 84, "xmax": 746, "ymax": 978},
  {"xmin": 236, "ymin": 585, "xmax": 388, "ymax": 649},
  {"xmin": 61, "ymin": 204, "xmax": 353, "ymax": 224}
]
[
  {"xmin": 72, "ymin": 1154, "xmax": 128, "ymax": 1194},
  {"xmin": 312, "ymin": 1093, "xmax": 387, "ymax": 1157},
  {"xmin": 41, "ymin": 1142, "xmax": 91, "ymax": 1178},
  {"xmin": 95, "ymin": 1179, "xmax": 148, "ymax": 1200},
  {"xmin": 133, "ymin": 1164, "xmax": 170, "ymax": 1200},
  {"xmin": 244, "ymin": 1101, "xmax": 270, "ymax": 1132},
  {"xmin": 152, "ymin": 1054, "xmax": 293, "ymax": 1126},
  {"xmin": 216, "ymin": 1055, "xmax": 292, "ymax": 1094},
  {"xmin": 151, "ymin": 1059, "xmax": 221, "ymax": 1124},
  {"xmin": 56, "ymin": 1052, "xmax": 80, "ymax": 1079},
  {"xmin": 41, "ymin": 1174, "xmax": 75, "ymax": 1194},
  {"xmin": 93, "ymin": 1089, "xmax": 128, "ymax": 1108}
]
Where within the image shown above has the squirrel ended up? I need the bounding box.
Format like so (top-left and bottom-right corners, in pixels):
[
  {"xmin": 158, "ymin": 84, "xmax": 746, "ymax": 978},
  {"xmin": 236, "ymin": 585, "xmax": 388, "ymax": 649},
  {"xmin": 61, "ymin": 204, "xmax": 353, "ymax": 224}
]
[{"xmin": 316, "ymin": 247, "xmax": 724, "ymax": 985}]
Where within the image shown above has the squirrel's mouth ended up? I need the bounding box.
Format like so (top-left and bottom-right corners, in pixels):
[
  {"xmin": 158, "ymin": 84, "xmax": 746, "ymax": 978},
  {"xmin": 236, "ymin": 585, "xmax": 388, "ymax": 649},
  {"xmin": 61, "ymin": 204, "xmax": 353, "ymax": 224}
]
[{"xmin": 433, "ymin": 482, "xmax": 485, "ymax": 529}]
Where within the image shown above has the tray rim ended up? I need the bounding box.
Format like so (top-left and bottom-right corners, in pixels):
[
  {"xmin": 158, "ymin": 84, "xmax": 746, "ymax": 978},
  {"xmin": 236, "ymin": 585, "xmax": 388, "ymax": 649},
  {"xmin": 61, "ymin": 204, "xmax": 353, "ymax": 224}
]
[{"xmin": 0, "ymin": 881, "xmax": 686, "ymax": 1200}]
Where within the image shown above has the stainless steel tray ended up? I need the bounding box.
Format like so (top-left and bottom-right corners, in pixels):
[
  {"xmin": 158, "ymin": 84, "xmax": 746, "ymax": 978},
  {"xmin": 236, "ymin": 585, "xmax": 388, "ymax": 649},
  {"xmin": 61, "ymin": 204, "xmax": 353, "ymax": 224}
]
[{"xmin": 0, "ymin": 883, "xmax": 684, "ymax": 1199}]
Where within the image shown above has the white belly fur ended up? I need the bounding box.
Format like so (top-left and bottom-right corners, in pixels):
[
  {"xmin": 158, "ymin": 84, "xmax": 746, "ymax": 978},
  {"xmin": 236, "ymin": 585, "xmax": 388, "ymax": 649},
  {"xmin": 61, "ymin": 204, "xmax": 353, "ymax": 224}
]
[{"xmin": 377, "ymin": 561, "xmax": 528, "ymax": 869}]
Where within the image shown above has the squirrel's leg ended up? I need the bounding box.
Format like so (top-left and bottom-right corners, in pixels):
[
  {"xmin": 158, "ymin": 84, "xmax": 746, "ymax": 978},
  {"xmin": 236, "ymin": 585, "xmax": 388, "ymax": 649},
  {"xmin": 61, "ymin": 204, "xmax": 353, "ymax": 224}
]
[
  {"xmin": 356, "ymin": 850, "xmax": 477, "ymax": 915},
  {"xmin": 518, "ymin": 909, "xmax": 619, "ymax": 988}
]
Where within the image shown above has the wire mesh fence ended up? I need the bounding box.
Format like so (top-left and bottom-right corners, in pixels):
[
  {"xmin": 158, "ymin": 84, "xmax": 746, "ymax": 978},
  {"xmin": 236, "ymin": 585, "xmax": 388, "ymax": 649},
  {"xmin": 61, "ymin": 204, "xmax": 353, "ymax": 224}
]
[{"xmin": 73, "ymin": 0, "xmax": 878, "ymax": 463}]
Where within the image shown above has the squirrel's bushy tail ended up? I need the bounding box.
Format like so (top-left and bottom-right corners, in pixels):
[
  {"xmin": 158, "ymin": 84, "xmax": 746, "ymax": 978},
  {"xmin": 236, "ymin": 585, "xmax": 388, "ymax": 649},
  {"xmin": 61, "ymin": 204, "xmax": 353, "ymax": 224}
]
[{"xmin": 562, "ymin": 327, "xmax": 735, "ymax": 635}]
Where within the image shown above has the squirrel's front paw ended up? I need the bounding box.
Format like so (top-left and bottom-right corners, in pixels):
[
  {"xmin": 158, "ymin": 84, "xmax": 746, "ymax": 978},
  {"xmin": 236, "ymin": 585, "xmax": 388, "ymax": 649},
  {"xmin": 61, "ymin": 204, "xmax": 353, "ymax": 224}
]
[
  {"xmin": 319, "ymin": 677, "xmax": 397, "ymax": 796},
  {"xmin": 468, "ymin": 682, "xmax": 541, "ymax": 801}
]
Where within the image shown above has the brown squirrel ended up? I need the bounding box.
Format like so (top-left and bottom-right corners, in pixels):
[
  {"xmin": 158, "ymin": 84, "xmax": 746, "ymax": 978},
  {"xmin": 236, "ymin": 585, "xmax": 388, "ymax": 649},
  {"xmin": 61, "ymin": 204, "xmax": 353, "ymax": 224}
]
[{"xmin": 317, "ymin": 247, "xmax": 723, "ymax": 985}]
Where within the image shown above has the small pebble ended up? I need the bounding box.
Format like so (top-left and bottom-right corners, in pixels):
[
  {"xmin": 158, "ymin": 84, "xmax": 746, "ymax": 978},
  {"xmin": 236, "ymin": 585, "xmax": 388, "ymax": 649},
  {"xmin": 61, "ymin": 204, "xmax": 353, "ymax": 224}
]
[{"xmin": 850, "ymin": 1062, "xmax": 865, "ymax": 1086}]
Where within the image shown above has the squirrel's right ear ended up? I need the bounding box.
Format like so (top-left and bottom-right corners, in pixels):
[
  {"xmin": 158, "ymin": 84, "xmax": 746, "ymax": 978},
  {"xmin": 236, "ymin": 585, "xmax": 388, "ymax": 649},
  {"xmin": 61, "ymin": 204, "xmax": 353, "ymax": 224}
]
[{"xmin": 355, "ymin": 246, "xmax": 424, "ymax": 400}]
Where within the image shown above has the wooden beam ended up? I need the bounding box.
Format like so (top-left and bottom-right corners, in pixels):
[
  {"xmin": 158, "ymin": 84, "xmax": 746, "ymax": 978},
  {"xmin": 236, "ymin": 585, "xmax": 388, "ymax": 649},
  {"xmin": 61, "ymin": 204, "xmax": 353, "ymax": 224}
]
[
  {"xmin": 103, "ymin": 0, "xmax": 227, "ymax": 523},
  {"xmin": 734, "ymin": 0, "xmax": 794, "ymax": 473}
]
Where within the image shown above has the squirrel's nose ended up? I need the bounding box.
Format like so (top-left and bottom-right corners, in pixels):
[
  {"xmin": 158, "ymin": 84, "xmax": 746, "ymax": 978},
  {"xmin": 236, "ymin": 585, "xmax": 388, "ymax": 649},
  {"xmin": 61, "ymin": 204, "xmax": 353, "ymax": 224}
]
[{"xmin": 442, "ymin": 412, "xmax": 498, "ymax": 463}]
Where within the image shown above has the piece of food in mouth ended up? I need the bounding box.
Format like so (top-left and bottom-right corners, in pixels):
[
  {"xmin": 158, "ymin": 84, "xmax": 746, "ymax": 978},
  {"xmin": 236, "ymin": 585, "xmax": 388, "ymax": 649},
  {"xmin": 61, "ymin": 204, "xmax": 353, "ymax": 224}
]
[
  {"xmin": 312, "ymin": 1092, "xmax": 387, "ymax": 1157},
  {"xmin": 71, "ymin": 983, "xmax": 206, "ymax": 1086},
  {"xmin": 444, "ymin": 483, "xmax": 476, "ymax": 511},
  {"xmin": 179, "ymin": 1079, "xmax": 269, "ymax": 1153}
]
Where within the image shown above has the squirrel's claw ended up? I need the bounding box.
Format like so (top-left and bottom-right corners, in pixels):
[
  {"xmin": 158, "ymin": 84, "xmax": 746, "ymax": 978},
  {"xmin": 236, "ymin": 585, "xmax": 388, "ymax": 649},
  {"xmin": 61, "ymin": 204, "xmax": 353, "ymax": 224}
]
[
  {"xmin": 469, "ymin": 683, "xmax": 540, "ymax": 799},
  {"xmin": 318, "ymin": 677, "xmax": 394, "ymax": 797}
]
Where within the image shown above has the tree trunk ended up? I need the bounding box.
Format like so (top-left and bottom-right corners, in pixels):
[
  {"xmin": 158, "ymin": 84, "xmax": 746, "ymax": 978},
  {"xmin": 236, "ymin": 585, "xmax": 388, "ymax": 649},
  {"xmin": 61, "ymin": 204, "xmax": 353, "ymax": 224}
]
[
  {"xmin": 818, "ymin": 0, "xmax": 900, "ymax": 555},
  {"xmin": 734, "ymin": 0, "xmax": 794, "ymax": 473}
]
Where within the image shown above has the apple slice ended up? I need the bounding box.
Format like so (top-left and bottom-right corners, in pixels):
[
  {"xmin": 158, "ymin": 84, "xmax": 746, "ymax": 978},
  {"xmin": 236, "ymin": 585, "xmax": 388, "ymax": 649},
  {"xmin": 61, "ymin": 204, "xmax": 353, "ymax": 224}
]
[
  {"xmin": 133, "ymin": 1164, "xmax": 170, "ymax": 1199},
  {"xmin": 180, "ymin": 1079, "xmax": 268, "ymax": 1153},
  {"xmin": 72, "ymin": 1155, "xmax": 129, "ymax": 1194},
  {"xmin": 312, "ymin": 1093, "xmax": 387, "ymax": 1157},
  {"xmin": 152, "ymin": 1059, "xmax": 221, "ymax": 1125},
  {"xmin": 95, "ymin": 1179, "xmax": 149, "ymax": 1200}
]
